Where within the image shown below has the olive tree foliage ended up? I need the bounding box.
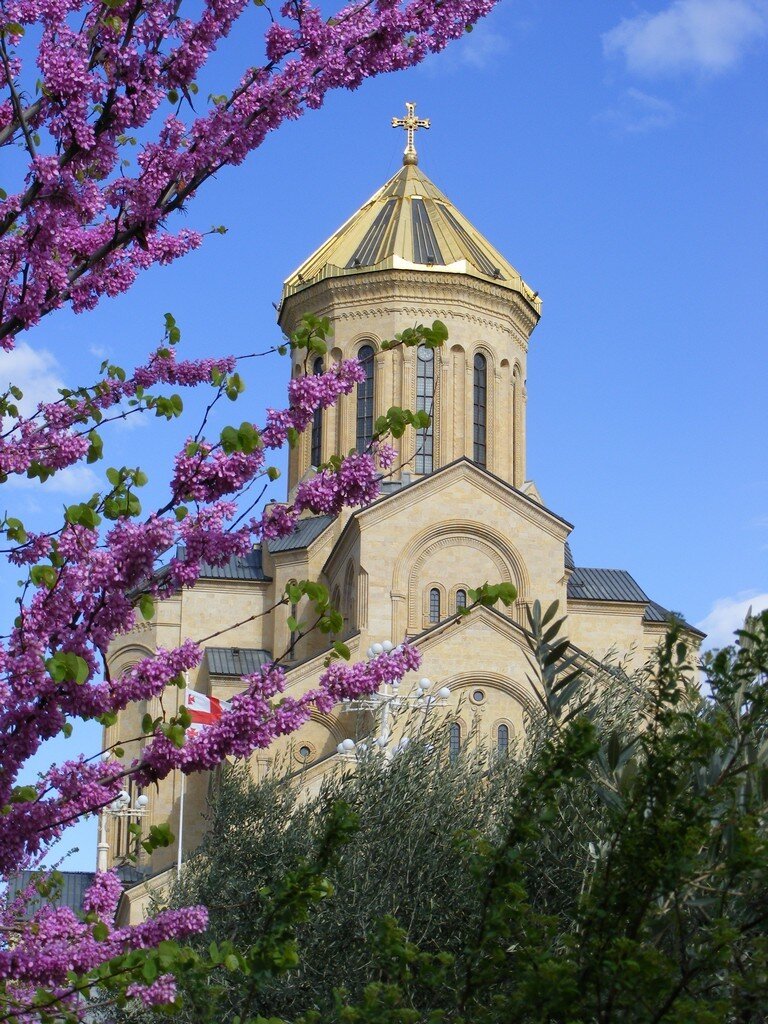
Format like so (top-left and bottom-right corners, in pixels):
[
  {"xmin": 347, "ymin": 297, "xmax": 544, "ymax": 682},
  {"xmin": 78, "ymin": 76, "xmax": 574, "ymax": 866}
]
[{"xmin": 114, "ymin": 606, "xmax": 768, "ymax": 1023}]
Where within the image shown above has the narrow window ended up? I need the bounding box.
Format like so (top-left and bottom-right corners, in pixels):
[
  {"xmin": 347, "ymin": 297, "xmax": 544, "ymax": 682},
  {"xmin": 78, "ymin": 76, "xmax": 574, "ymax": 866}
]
[
  {"xmin": 429, "ymin": 588, "xmax": 441, "ymax": 623},
  {"xmin": 473, "ymin": 353, "xmax": 487, "ymax": 467},
  {"xmin": 455, "ymin": 589, "xmax": 467, "ymax": 612},
  {"xmin": 497, "ymin": 723, "xmax": 509, "ymax": 757},
  {"xmin": 289, "ymin": 602, "xmax": 298, "ymax": 661},
  {"xmin": 356, "ymin": 344, "xmax": 375, "ymax": 453},
  {"xmin": 415, "ymin": 345, "xmax": 434, "ymax": 474},
  {"xmin": 449, "ymin": 722, "xmax": 461, "ymax": 764},
  {"xmin": 310, "ymin": 356, "xmax": 323, "ymax": 467}
]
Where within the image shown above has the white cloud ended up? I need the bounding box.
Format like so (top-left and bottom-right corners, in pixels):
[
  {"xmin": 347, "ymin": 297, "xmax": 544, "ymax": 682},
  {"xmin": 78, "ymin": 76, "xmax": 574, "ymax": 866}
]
[
  {"xmin": 696, "ymin": 590, "xmax": 768, "ymax": 649},
  {"xmin": 5, "ymin": 464, "xmax": 101, "ymax": 497},
  {"xmin": 597, "ymin": 87, "xmax": 677, "ymax": 132},
  {"xmin": 456, "ymin": 27, "xmax": 509, "ymax": 69},
  {"xmin": 0, "ymin": 342, "xmax": 65, "ymax": 415},
  {"xmin": 426, "ymin": 23, "xmax": 510, "ymax": 73},
  {"xmin": 603, "ymin": 0, "xmax": 768, "ymax": 76}
]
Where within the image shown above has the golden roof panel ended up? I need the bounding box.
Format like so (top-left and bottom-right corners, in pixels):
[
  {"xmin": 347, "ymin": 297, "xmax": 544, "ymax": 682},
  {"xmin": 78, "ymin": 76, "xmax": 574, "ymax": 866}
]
[{"xmin": 281, "ymin": 162, "xmax": 541, "ymax": 314}]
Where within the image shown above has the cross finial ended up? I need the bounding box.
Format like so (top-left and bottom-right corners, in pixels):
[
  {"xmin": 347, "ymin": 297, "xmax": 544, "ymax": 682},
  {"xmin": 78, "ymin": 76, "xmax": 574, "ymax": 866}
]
[{"xmin": 391, "ymin": 102, "xmax": 430, "ymax": 166}]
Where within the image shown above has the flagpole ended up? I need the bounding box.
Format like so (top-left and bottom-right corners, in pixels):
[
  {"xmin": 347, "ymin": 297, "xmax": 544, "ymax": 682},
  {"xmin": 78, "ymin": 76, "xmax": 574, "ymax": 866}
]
[
  {"xmin": 177, "ymin": 673, "xmax": 188, "ymax": 877},
  {"xmin": 177, "ymin": 769, "xmax": 186, "ymax": 877}
]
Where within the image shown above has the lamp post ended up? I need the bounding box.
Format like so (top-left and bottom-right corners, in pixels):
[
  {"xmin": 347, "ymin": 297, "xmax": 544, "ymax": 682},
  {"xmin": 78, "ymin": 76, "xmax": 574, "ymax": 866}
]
[
  {"xmin": 336, "ymin": 640, "xmax": 451, "ymax": 761},
  {"xmin": 96, "ymin": 782, "xmax": 149, "ymax": 873}
]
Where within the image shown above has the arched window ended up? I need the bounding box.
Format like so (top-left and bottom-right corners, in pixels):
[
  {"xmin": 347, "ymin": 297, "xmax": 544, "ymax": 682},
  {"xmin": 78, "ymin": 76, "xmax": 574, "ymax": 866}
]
[
  {"xmin": 356, "ymin": 344, "xmax": 375, "ymax": 453},
  {"xmin": 497, "ymin": 723, "xmax": 509, "ymax": 757},
  {"xmin": 429, "ymin": 587, "xmax": 441, "ymax": 623},
  {"xmin": 455, "ymin": 589, "xmax": 467, "ymax": 612},
  {"xmin": 310, "ymin": 356, "xmax": 323, "ymax": 467},
  {"xmin": 473, "ymin": 353, "xmax": 487, "ymax": 467},
  {"xmin": 343, "ymin": 562, "xmax": 356, "ymax": 637},
  {"xmin": 415, "ymin": 345, "xmax": 434, "ymax": 474},
  {"xmin": 449, "ymin": 722, "xmax": 461, "ymax": 764}
]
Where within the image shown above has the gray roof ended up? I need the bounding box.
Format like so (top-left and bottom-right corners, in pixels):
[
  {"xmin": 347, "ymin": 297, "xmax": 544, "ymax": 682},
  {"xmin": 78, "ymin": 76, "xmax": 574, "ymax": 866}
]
[
  {"xmin": 567, "ymin": 567, "xmax": 650, "ymax": 604},
  {"xmin": 205, "ymin": 646, "xmax": 272, "ymax": 676},
  {"xmin": 199, "ymin": 547, "xmax": 269, "ymax": 582},
  {"xmin": 643, "ymin": 600, "xmax": 705, "ymax": 637},
  {"xmin": 268, "ymin": 515, "xmax": 335, "ymax": 552},
  {"xmin": 7, "ymin": 870, "xmax": 94, "ymax": 916},
  {"xmin": 568, "ymin": 569, "xmax": 705, "ymax": 638}
]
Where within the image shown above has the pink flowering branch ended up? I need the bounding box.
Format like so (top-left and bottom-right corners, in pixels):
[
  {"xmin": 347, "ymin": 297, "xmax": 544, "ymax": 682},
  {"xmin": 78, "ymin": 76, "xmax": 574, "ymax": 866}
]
[
  {"xmin": 0, "ymin": 0, "xmax": 500, "ymax": 346},
  {"xmin": 0, "ymin": 307, "xmax": 454, "ymax": 1017}
]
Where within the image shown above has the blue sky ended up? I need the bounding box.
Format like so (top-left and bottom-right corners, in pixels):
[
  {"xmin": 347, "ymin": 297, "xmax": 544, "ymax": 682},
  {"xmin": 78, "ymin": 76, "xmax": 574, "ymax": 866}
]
[{"xmin": 3, "ymin": 0, "xmax": 767, "ymax": 869}]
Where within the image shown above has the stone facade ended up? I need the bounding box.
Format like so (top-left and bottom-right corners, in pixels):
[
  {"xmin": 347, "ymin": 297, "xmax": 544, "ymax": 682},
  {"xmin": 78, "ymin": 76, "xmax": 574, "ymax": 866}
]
[{"xmin": 106, "ymin": 155, "xmax": 703, "ymax": 924}]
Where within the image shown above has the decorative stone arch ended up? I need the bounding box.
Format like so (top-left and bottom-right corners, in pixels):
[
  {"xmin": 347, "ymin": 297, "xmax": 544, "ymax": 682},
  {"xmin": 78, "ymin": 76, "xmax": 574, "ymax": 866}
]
[
  {"xmin": 441, "ymin": 671, "xmax": 535, "ymax": 715},
  {"xmin": 105, "ymin": 642, "xmax": 157, "ymax": 749},
  {"xmin": 392, "ymin": 520, "xmax": 531, "ymax": 634},
  {"xmin": 308, "ymin": 710, "xmax": 346, "ymax": 745},
  {"xmin": 349, "ymin": 332, "xmax": 382, "ymax": 354},
  {"xmin": 107, "ymin": 641, "xmax": 154, "ymax": 677}
]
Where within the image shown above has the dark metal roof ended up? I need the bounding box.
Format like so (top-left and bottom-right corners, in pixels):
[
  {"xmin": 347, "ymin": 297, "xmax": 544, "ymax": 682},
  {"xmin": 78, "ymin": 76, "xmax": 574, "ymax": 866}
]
[
  {"xmin": 643, "ymin": 600, "xmax": 706, "ymax": 637},
  {"xmin": 268, "ymin": 514, "xmax": 335, "ymax": 552},
  {"xmin": 199, "ymin": 547, "xmax": 269, "ymax": 582},
  {"xmin": 7, "ymin": 871, "xmax": 94, "ymax": 916},
  {"xmin": 346, "ymin": 199, "xmax": 396, "ymax": 268},
  {"xmin": 205, "ymin": 646, "xmax": 272, "ymax": 676},
  {"xmin": 412, "ymin": 197, "xmax": 444, "ymax": 264},
  {"xmin": 567, "ymin": 567, "xmax": 650, "ymax": 604},
  {"xmin": 438, "ymin": 204, "xmax": 504, "ymax": 279}
]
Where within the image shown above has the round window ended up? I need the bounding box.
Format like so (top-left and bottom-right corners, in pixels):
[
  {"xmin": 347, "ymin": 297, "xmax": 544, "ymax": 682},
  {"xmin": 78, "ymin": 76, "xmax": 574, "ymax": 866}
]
[
  {"xmin": 472, "ymin": 689, "xmax": 485, "ymax": 704},
  {"xmin": 298, "ymin": 745, "xmax": 311, "ymax": 759}
]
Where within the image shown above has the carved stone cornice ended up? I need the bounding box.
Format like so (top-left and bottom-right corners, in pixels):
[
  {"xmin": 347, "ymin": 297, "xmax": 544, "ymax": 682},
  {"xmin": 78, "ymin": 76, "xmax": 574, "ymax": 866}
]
[{"xmin": 280, "ymin": 271, "xmax": 538, "ymax": 343}]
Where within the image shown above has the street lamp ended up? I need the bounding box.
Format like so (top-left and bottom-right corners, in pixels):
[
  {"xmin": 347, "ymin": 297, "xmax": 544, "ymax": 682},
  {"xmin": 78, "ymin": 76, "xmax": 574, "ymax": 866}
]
[
  {"xmin": 96, "ymin": 764, "xmax": 150, "ymax": 872},
  {"xmin": 336, "ymin": 641, "xmax": 451, "ymax": 761}
]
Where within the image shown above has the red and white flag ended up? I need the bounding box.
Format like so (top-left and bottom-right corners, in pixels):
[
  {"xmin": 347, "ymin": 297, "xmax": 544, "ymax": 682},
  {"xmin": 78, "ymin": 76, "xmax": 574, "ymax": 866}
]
[{"xmin": 183, "ymin": 689, "xmax": 232, "ymax": 736}]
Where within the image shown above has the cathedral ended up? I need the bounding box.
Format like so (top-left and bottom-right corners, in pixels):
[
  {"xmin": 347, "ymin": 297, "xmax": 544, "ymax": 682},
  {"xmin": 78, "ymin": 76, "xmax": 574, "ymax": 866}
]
[{"xmin": 106, "ymin": 107, "xmax": 703, "ymax": 924}]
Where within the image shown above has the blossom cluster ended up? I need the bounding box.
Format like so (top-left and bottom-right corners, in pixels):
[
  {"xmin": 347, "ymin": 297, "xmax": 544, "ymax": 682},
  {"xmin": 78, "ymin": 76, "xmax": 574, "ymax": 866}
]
[
  {"xmin": 0, "ymin": 0, "xmax": 490, "ymax": 1012},
  {"xmin": 0, "ymin": 333, "xmax": 421, "ymax": 1016},
  {"xmin": 0, "ymin": 0, "xmax": 500, "ymax": 349}
]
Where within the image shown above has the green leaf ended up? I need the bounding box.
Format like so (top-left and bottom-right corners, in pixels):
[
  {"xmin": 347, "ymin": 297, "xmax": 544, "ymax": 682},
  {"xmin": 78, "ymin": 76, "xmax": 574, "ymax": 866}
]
[
  {"xmin": 332, "ymin": 641, "xmax": 351, "ymax": 661},
  {"xmin": 138, "ymin": 594, "xmax": 155, "ymax": 621}
]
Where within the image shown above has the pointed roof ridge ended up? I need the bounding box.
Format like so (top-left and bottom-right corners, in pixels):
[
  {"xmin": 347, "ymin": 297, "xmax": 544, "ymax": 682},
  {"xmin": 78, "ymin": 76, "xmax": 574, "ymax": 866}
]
[{"xmin": 281, "ymin": 162, "xmax": 541, "ymax": 314}]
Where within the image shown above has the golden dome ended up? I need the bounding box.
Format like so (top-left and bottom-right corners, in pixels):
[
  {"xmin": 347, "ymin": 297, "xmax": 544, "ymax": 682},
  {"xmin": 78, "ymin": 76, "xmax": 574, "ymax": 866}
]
[{"xmin": 281, "ymin": 161, "xmax": 541, "ymax": 315}]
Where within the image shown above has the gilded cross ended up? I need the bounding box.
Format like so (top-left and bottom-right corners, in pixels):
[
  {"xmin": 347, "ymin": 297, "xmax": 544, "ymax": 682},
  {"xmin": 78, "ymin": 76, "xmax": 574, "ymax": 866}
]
[{"xmin": 391, "ymin": 102, "xmax": 430, "ymax": 165}]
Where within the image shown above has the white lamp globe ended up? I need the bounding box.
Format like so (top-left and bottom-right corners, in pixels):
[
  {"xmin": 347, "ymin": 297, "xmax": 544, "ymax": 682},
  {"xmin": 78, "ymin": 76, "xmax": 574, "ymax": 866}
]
[
  {"xmin": 336, "ymin": 742, "xmax": 345, "ymax": 754},
  {"xmin": 118, "ymin": 790, "xmax": 130, "ymax": 804},
  {"xmin": 438, "ymin": 687, "xmax": 451, "ymax": 699},
  {"xmin": 341, "ymin": 738, "xmax": 356, "ymax": 752},
  {"xmin": 135, "ymin": 794, "xmax": 149, "ymax": 808},
  {"xmin": 101, "ymin": 751, "xmax": 112, "ymax": 762},
  {"xmin": 419, "ymin": 678, "xmax": 431, "ymax": 689},
  {"xmin": 371, "ymin": 642, "xmax": 384, "ymax": 656},
  {"xmin": 381, "ymin": 641, "xmax": 394, "ymax": 652},
  {"xmin": 366, "ymin": 647, "xmax": 375, "ymax": 659}
]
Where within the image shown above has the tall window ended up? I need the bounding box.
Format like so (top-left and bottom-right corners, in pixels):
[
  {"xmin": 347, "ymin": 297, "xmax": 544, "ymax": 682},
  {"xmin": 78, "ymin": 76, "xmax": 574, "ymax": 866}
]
[
  {"xmin": 497, "ymin": 723, "xmax": 509, "ymax": 757},
  {"xmin": 310, "ymin": 356, "xmax": 323, "ymax": 467},
  {"xmin": 429, "ymin": 588, "xmax": 441, "ymax": 623},
  {"xmin": 449, "ymin": 723, "xmax": 461, "ymax": 764},
  {"xmin": 473, "ymin": 353, "xmax": 487, "ymax": 467},
  {"xmin": 356, "ymin": 344, "xmax": 375, "ymax": 453},
  {"xmin": 415, "ymin": 345, "xmax": 434, "ymax": 474},
  {"xmin": 455, "ymin": 589, "xmax": 467, "ymax": 612}
]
